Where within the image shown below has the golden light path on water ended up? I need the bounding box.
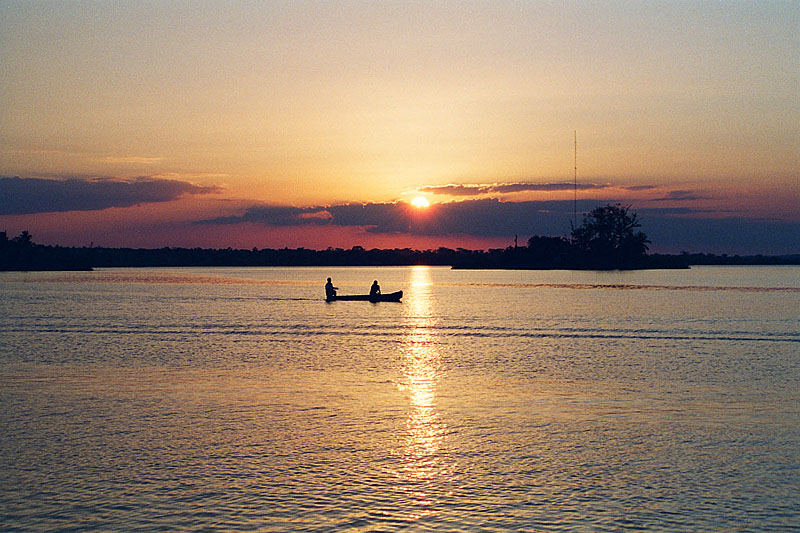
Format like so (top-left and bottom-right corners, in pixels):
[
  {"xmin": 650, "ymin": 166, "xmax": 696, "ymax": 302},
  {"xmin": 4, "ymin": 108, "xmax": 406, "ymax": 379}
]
[{"xmin": 398, "ymin": 266, "xmax": 450, "ymax": 521}]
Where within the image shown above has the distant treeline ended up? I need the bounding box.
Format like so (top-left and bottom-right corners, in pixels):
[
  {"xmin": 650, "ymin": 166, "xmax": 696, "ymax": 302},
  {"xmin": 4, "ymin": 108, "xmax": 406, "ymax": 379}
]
[
  {"xmin": 2, "ymin": 231, "xmax": 93, "ymax": 271},
  {"xmin": 451, "ymin": 239, "xmax": 691, "ymax": 270},
  {"xmin": 0, "ymin": 231, "xmax": 456, "ymax": 270},
  {"xmin": 675, "ymin": 252, "xmax": 800, "ymax": 266},
  {"xmin": 68, "ymin": 244, "xmax": 461, "ymax": 268},
  {"xmin": 2, "ymin": 230, "xmax": 799, "ymax": 272},
  {"xmin": 450, "ymin": 242, "xmax": 800, "ymax": 269}
]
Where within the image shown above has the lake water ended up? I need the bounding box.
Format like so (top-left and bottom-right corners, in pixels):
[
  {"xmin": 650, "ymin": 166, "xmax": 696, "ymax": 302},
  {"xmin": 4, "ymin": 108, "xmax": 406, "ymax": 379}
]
[{"xmin": 1, "ymin": 265, "xmax": 799, "ymax": 531}]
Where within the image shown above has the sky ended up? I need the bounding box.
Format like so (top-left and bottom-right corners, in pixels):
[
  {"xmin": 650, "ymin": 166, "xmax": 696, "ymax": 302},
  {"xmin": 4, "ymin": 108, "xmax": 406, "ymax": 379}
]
[{"xmin": 1, "ymin": 1, "xmax": 798, "ymax": 254}]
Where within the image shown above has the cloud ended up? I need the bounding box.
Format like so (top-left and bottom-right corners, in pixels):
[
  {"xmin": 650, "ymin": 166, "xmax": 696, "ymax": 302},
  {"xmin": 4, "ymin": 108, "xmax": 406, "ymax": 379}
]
[
  {"xmin": 639, "ymin": 214, "xmax": 800, "ymax": 254},
  {"xmin": 419, "ymin": 182, "xmax": 606, "ymax": 196},
  {"xmin": 200, "ymin": 199, "xmax": 577, "ymax": 237},
  {"xmin": 419, "ymin": 182, "xmax": 661, "ymax": 197},
  {"xmin": 636, "ymin": 206, "xmax": 717, "ymax": 216},
  {"xmin": 650, "ymin": 189, "xmax": 712, "ymax": 202},
  {"xmin": 0, "ymin": 176, "xmax": 219, "ymax": 214},
  {"xmin": 204, "ymin": 205, "xmax": 332, "ymax": 226},
  {"xmin": 197, "ymin": 198, "xmax": 800, "ymax": 254}
]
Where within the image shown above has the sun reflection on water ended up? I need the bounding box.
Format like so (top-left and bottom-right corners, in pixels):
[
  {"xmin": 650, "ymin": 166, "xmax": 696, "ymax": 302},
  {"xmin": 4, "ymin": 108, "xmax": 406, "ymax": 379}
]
[{"xmin": 399, "ymin": 266, "xmax": 449, "ymax": 519}]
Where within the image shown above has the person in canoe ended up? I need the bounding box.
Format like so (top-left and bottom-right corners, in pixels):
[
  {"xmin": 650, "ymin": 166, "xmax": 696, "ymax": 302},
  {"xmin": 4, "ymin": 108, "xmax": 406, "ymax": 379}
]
[
  {"xmin": 325, "ymin": 277, "xmax": 338, "ymax": 300},
  {"xmin": 369, "ymin": 280, "xmax": 381, "ymax": 297}
]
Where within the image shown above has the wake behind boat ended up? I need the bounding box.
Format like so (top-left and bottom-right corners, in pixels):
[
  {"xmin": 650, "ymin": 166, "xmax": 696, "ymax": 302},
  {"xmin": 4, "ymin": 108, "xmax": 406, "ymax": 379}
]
[{"xmin": 326, "ymin": 290, "xmax": 403, "ymax": 302}]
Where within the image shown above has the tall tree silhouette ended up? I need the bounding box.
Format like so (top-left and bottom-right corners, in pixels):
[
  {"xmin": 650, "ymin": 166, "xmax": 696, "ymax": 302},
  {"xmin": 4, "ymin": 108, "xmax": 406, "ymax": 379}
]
[{"xmin": 571, "ymin": 204, "xmax": 650, "ymax": 268}]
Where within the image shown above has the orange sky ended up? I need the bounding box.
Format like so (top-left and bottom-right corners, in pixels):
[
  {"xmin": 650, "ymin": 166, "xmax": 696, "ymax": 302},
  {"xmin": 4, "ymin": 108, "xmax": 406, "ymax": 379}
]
[{"xmin": 1, "ymin": 2, "xmax": 798, "ymax": 253}]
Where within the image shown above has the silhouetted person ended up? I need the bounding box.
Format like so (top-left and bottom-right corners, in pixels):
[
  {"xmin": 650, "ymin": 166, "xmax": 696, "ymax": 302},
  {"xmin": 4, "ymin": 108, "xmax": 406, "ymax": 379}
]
[
  {"xmin": 325, "ymin": 277, "xmax": 338, "ymax": 300},
  {"xmin": 369, "ymin": 280, "xmax": 381, "ymax": 297}
]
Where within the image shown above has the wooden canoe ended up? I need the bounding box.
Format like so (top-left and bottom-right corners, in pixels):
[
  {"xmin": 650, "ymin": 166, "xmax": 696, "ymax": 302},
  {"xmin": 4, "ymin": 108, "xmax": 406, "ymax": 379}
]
[{"xmin": 326, "ymin": 290, "xmax": 403, "ymax": 302}]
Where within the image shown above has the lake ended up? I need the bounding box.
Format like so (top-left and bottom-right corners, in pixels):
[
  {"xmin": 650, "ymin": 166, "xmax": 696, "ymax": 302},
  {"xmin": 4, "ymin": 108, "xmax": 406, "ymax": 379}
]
[{"xmin": 1, "ymin": 265, "xmax": 799, "ymax": 531}]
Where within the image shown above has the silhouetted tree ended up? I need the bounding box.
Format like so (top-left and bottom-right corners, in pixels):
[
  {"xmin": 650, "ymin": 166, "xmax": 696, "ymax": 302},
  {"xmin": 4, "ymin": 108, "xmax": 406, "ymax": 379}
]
[
  {"xmin": 12, "ymin": 230, "xmax": 33, "ymax": 247},
  {"xmin": 525, "ymin": 235, "xmax": 573, "ymax": 267},
  {"xmin": 571, "ymin": 204, "xmax": 650, "ymax": 268},
  {"xmin": 1, "ymin": 231, "xmax": 92, "ymax": 271}
]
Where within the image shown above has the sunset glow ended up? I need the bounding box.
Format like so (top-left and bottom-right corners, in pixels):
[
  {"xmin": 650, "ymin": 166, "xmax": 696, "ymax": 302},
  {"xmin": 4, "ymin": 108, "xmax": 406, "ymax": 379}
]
[
  {"xmin": 411, "ymin": 197, "xmax": 430, "ymax": 209},
  {"xmin": 1, "ymin": 2, "xmax": 798, "ymax": 254}
]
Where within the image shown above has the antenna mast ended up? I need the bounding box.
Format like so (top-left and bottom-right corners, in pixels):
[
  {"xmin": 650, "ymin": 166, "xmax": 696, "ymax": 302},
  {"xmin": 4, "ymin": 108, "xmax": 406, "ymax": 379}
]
[{"xmin": 573, "ymin": 130, "xmax": 577, "ymax": 226}]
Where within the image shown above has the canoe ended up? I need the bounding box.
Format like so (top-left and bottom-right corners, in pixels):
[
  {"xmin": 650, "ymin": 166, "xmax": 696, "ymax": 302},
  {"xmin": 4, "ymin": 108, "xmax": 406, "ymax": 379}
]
[{"xmin": 326, "ymin": 290, "xmax": 403, "ymax": 302}]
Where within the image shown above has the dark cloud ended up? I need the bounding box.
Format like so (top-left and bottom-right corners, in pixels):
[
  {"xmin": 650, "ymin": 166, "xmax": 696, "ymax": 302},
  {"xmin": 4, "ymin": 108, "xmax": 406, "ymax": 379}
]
[
  {"xmin": 205, "ymin": 206, "xmax": 329, "ymax": 226},
  {"xmin": 199, "ymin": 198, "xmax": 800, "ymax": 254},
  {"xmin": 650, "ymin": 189, "xmax": 711, "ymax": 202},
  {"xmin": 639, "ymin": 214, "xmax": 800, "ymax": 254},
  {"xmin": 418, "ymin": 182, "xmax": 662, "ymax": 197},
  {"xmin": 200, "ymin": 199, "xmax": 579, "ymax": 237},
  {"xmin": 418, "ymin": 184, "xmax": 486, "ymax": 196},
  {"xmin": 0, "ymin": 176, "xmax": 219, "ymax": 214},
  {"xmin": 420, "ymin": 182, "xmax": 606, "ymax": 196},
  {"xmin": 636, "ymin": 206, "xmax": 714, "ymax": 216}
]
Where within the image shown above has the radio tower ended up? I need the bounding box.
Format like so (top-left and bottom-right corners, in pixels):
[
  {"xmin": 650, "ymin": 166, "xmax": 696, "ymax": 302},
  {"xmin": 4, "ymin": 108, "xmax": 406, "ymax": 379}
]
[{"xmin": 573, "ymin": 130, "xmax": 577, "ymax": 227}]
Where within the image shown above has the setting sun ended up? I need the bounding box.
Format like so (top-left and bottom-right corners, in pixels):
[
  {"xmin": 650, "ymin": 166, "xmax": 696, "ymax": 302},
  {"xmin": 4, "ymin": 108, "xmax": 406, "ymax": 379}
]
[{"xmin": 411, "ymin": 196, "xmax": 430, "ymax": 209}]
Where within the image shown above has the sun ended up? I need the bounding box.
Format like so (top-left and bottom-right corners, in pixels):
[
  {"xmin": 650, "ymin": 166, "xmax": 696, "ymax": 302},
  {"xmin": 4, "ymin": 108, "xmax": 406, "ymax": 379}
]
[{"xmin": 411, "ymin": 196, "xmax": 430, "ymax": 209}]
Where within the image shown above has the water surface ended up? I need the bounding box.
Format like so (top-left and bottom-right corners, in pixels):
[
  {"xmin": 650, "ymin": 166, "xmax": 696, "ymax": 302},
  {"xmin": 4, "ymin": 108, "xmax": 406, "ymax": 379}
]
[{"xmin": 2, "ymin": 266, "xmax": 799, "ymax": 530}]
